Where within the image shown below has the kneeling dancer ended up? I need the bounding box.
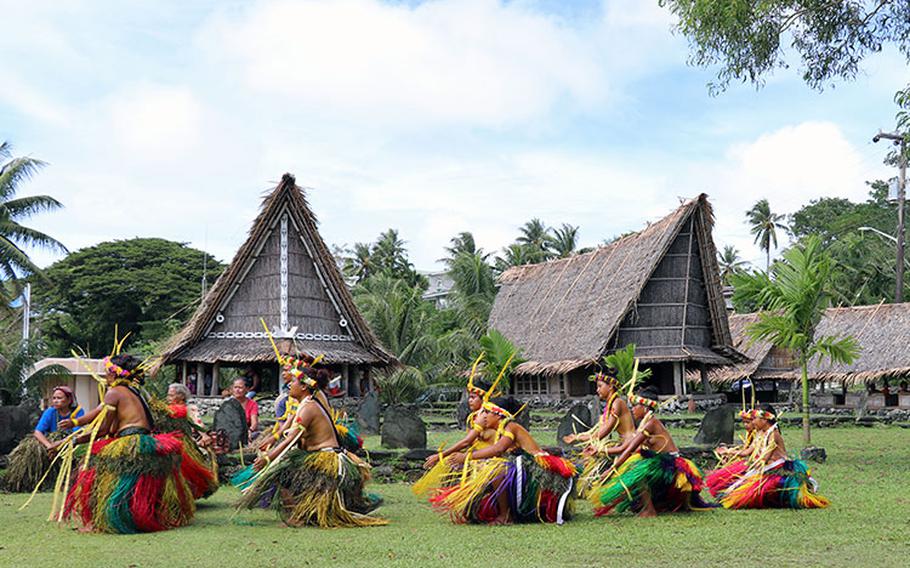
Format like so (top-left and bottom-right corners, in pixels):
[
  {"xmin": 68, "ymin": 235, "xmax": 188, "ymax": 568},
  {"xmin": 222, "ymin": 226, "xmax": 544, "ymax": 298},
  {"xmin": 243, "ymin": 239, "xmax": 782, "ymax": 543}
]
[
  {"xmin": 704, "ymin": 409, "xmax": 756, "ymax": 497},
  {"xmin": 431, "ymin": 396, "xmax": 576, "ymax": 525},
  {"xmin": 718, "ymin": 404, "xmax": 829, "ymax": 509},
  {"xmin": 63, "ymin": 354, "xmax": 195, "ymax": 533},
  {"xmin": 590, "ymin": 387, "xmax": 711, "ymax": 517},
  {"xmin": 237, "ymin": 368, "xmax": 387, "ymax": 528}
]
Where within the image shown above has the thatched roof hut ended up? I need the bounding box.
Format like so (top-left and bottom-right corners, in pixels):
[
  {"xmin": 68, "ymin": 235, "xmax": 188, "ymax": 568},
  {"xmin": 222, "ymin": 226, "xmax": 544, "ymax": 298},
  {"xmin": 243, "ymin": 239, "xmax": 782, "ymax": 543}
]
[
  {"xmin": 159, "ymin": 173, "xmax": 394, "ymax": 396},
  {"xmin": 708, "ymin": 302, "xmax": 910, "ymax": 386},
  {"xmin": 488, "ymin": 194, "xmax": 744, "ymax": 398}
]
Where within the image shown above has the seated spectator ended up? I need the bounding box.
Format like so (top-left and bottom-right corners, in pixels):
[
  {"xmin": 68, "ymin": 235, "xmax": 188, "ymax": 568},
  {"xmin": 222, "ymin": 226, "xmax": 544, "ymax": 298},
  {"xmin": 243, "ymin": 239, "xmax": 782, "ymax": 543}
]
[
  {"xmin": 244, "ymin": 367, "xmax": 261, "ymax": 399},
  {"xmin": 35, "ymin": 386, "xmax": 84, "ymax": 451},
  {"xmin": 900, "ymin": 380, "xmax": 910, "ymax": 394},
  {"xmin": 231, "ymin": 378, "xmax": 259, "ymax": 439},
  {"xmin": 167, "ymin": 383, "xmax": 204, "ymax": 428}
]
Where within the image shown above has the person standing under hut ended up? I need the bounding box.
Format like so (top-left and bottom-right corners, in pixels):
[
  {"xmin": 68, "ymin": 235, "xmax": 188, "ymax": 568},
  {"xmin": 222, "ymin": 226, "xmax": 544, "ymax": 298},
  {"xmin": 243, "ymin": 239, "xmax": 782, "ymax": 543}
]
[
  {"xmin": 61, "ymin": 354, "xmax": 195, "ymax": 533},
  {"xmin": 705, "ymin": 409, "xmax": 757, "ymax": 498},
  {"xmin": 431, "ymin": 396, "xmax": 577, "ymax": 525},
  {"xmin": 236, "ymin": 367, "xmax": 387, "ymax": 528},
  {"xmin": 589, "ymin": 386, "xmax": 712, "ymax": 518},
  {"xmin": 717, "ymin": 404, "xmax": 829, "ymax": 510},
  {"xmin": 563, "ymin": 370, "xmax": 636, "ymax": 497},
  {"xmin": 413, "ymin": 354, "xmax": 498, "ymax": 498}
]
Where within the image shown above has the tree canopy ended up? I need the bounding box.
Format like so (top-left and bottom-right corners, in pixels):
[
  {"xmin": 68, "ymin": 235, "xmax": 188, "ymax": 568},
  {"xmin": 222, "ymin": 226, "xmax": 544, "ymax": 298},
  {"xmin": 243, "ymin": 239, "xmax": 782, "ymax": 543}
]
[{"xmin": 32, "ymin": 237, "xmax": 223, "ymax": 356}]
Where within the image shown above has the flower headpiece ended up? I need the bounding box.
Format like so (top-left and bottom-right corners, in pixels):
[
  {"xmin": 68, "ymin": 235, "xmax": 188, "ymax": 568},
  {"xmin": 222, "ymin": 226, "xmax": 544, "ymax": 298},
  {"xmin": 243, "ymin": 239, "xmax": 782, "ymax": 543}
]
[
  {"xmin": 103, "ymin": 356, "xmax": 133, "ymax": 379},
  {"xmin": 751, "ymin": 408, "xmax": 775, "ymax": 421},
  {"xmin": 262, "ymin": 319, "xmax": 324, "ymax": 391}
]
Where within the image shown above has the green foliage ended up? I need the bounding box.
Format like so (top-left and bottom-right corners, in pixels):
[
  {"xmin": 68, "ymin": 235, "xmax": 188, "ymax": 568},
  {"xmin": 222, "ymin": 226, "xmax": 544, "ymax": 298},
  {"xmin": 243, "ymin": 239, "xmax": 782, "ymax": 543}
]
[
  {"xmin": 375, "ymin": 366, "xmax": 427, "ymax": 405},
  {"xmin": 477, "ymin": 328, "xmax": 524, "ymax": 389},
  {"xmin": 549, "ymin": 223, "xmax": 579, "ymax": 259},
  {"xmin": 0, "ymin": 141, "xmax": 67, "ymax": 308},
  {"xmin": 660, "ymin": 0, "xmax": 910, "ymax": 93},
  {"xmin": 446, "ymin": 250, "xmax": 496, "ymax": 338},
  {"xmin": 0, "ymin": 339, "xmax": 69, "ymax": 405},
  {"xmin": 602, "ymin": 344, "xmax": 652, "ymax": 385},
  {"xmin": 717, "ymin": 245, "xmax": 749, "ymax": 284},
  {"xmin": 342, "ymin": 229, "xmax": 426, "ymax": 287},
  {"xmin": 731, "ymin": 235, "xmax": 860, "ymax": 445},
  {"xmin": 786, "ymin": 182, "xmax": 905, "ymax": 305},
  {"xmin": 747, "ymin": 198, "xmax": 787, "ymax": 270},
  {"xmin": 31, "ymin": 238, "xmax": 224, "ymax": 357}
]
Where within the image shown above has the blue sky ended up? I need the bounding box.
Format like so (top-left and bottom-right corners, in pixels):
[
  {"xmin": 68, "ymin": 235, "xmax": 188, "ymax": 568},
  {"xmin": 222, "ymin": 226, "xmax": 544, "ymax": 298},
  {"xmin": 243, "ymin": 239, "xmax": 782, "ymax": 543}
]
[{"xmin": 1, "ymin": 0, "xmax": 906, "ymax": 272}]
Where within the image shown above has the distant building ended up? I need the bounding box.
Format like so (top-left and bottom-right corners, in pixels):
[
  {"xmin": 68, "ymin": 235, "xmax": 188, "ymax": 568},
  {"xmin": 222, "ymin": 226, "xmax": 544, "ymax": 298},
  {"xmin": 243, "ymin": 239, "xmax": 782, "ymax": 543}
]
[
  {"xmin": 33, "ymin": 358, "xmax": 104, "ymax": 411},
  {"xmin": 158, "ymin": 174, "xmax": 396, "ymax": 397},
  {"xmin": 422, "ymin": 270, "xmax": 454, "ymax": 308},
  {"xmin": 489, "ymin": 194, "xmax": 744, "ymax": 399}
]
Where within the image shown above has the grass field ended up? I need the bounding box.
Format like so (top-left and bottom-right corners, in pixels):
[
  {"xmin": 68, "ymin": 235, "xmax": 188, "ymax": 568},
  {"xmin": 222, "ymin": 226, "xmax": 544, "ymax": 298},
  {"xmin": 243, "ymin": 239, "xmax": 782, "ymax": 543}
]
[{"xmin": 1, "ymin": 425, "xmax": 908, "ymax": 568}]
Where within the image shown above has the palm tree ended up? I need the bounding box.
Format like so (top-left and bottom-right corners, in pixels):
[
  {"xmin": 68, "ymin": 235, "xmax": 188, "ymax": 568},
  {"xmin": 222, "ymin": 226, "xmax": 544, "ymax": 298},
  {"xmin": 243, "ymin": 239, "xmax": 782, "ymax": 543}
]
[
  {"xmin": 731, "ymin": 235, "xmax": 859, "ymax": 447},
  {"xmin": 516, "ymin": 218, "xmax": 553, "ymax": 263},
  {"xmin": 494, "ymin": 243, "xmax": 536, "ymax": 273},
  {"xmin": 717, "ymin": 245, "xmax": 749, "ymax": 284},
  {"xmin": 549, "ymin": 223, "xmax": 579, "ymax": 258},
  {"xmin": 342, "ymin": 242, "xmax": 374, "ymax": 283},
  {"xmin": 442, "ymin": 232, "xmax": 480, "ymax": 265},
  {"xmin": 0, "ymin": 142, "xmax": 67, "ymax": 284},
  {"xmin": 477, "ymin": 328, "xmax": 525, "ymax": 390},
  {"xmin": 371, "ymin": 229, "xmax": 409, "ymax": 274},
  {"xmin": 746, "ymin": 199, "xmax": 787, "ymax": 271},
  {"xmin": 447, "ymin": 251, "xmax": 496, "ymax": 337}
]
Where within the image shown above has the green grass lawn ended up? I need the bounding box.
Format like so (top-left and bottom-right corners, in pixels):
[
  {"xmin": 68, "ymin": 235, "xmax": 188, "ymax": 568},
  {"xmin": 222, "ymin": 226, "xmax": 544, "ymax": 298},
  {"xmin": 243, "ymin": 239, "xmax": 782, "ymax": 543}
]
[{"xmin": 1, "ymin": 426, "xmax": 908, "ymax": 568}]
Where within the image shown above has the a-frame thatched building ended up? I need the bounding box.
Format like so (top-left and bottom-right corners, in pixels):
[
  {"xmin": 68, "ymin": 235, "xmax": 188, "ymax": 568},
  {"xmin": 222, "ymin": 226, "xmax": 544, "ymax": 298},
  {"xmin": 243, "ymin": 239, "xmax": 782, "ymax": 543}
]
[
  {"xmin": 488, "ymin": 194, "xmax": 744, "ymax": 399},
  {"xmin": 160, "ymin": 174, "xmax": 395, "ymax": 396}
]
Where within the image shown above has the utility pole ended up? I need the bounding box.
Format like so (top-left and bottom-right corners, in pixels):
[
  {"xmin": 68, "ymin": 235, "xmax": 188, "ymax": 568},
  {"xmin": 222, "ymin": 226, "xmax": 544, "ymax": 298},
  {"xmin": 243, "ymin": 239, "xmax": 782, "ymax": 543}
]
[
  {"xmin": 873, "ymin": 131, "xmax": 908, "ymax": 303},
  {"xmin": 21, "ymin": 282, "xmax": 30, "ymax": 342}
]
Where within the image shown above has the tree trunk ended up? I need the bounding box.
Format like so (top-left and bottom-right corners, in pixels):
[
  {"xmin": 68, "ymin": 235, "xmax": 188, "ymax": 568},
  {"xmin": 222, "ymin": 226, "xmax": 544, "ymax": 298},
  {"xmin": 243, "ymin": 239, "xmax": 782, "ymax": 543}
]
[
  {"xmin": 766, "ymin": 248, "xmax": 770, "ymax": 272},
  {"xmin": 801, "ymin": 362, "xmax": 811, "ymax": 447}
]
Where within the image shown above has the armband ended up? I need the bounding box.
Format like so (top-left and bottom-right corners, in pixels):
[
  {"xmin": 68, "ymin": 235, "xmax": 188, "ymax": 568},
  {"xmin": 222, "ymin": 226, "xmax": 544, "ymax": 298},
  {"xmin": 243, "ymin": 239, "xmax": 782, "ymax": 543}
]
[
  {"xmin": 71, "ymin": 417, "xmax": 80, "ymax": 426},
  {"xmin": 502, "ymin": 429, "xmax": 515, "ymax": 441},
  {"xmin": 104, "ymin": 404, "xmax": 117, "ymax": 412}
]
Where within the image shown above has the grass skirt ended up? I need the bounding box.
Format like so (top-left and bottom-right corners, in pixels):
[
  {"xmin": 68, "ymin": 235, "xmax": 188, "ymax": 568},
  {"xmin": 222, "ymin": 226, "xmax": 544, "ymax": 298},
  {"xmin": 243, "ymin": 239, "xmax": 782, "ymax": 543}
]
[
  {"xmin": 63, "ymin": 431, "xmax": 195, "ymax": 533},
  {"xmin": 412, "ymin": 455, "xmax": 463, "ymax": 499},
  {"xmin": 590, "ymin": 450, "xmax": 712, "ymax": 515},
  {"xmin": 430, "ymin": 452, "xmax": 576, "ymax": 524},
  {"xmin": 151, "ymin": 400, "xmax": 218, "ymax": 499},
  {"xmin": 236, "ymin": 448, "xmax": 387, "ymax": 528},
  {"xmin": 718, "ymin": 459, "xmax": 829, "ymax": 509},
  {"xmin": 5, "ymin": 435, "xmax": 56, "ymax": 492},
  {"xmin": 705, "ymin": 460, "xmax": 748, "ymax": 497}
]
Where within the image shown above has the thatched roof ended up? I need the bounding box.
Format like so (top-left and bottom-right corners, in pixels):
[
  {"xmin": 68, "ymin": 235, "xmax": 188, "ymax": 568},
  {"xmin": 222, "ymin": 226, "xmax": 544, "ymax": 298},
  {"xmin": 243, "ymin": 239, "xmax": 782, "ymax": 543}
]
[
  {"xmin": 159, "ymin": 174, "xmax": 395, "ymax": 368},
  {"xmin": 706, "ymin": 302, "xmax": 910, "ymax": 385},
  {"xmin": 488, "ymin": 194, "xmax": 741, "ymax": 376}
]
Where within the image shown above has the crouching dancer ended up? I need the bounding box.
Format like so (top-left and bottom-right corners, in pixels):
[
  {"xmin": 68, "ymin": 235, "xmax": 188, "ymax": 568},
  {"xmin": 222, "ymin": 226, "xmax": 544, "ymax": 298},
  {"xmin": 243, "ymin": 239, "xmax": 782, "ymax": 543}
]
[
  {"xmin": 590, "ymin": 387, "xmax": 711, "ymax": 517},
  {"xmin": 236, "ymin": 368, "xmax": 387, "ymax": 528},
  {"xmin": 431, "ymin": 396, "xmax": 576, "ymax": 525},
  {"xmin": 63, "ymin": 354, "xmax": 195, "ymax": 533},
  {"xmin": 718, "ymin": 404, "xmax": 829, "ymax": 510}
]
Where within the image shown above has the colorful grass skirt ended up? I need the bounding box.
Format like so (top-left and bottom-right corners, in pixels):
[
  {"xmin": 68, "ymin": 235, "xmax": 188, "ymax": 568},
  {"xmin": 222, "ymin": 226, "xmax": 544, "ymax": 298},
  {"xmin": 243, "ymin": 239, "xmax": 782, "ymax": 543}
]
[
  {"xmin": 63, "ymin": 429, "xmax": 195, "ymax": 533},
  {"xmin": 590, "ymin": 450, "xmax": 712, "ymax": 515},
  {"xmin": 718, "ymin": 458, "xmax": 829, "ymax": 509},
  {"xmin": 236, "ymin": 447, "xmax": 387, "ymax": 528},
  {"xmin": 430, "ymin": 451, "xmax": 576, "ymax": 524}
]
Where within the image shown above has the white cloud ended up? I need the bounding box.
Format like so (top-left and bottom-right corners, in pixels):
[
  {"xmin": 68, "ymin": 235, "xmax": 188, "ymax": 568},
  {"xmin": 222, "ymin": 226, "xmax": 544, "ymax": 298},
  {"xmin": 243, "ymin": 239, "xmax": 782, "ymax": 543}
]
[
  {"xmin": 198, "ymin": 0, "xmax": 612, "ymax": 127},
  {"xmin": 108, "ymin": 85, "xmax": 203, "ymax": 159}
]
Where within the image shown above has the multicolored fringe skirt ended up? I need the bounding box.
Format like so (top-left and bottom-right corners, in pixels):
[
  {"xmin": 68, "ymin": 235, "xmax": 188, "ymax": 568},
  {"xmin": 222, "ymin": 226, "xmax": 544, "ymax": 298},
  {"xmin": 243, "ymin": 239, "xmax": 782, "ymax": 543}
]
[
  {"xmin": 590, "ymin": 450, "xmax": 712, "ymax": 515},
  {"xmin": 63, "ymin": 429, "xmax": 195, "ymax": 533},
  {"xmin": 236, "ymin": 447, "xmax": 387, "ymax": 528},
  {"xmin": 718, "ymin": 459, "xmax": 829, "ymax": 509},
  {"xmin": 178, "ymin": 435, "xmax": 218, "ymax": 499},
  {"xmin": 430, "ymin": 452, "xmax": 577, "ymax": 524},
  {"xmin": 705, "ymin": 460, "xmax": 748, "ymax": 497}
]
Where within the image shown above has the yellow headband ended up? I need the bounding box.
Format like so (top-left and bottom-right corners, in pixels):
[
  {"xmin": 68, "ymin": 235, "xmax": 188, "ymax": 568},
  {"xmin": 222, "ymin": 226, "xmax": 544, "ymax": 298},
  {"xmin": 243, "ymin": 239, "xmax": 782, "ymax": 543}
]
[
  {"xmin": 751, "ymin": 409, "xmax": 775, "ymax": 420},
  {"xmin": 589, "ymin": 372, "xmax": 620, "ymax": 388}
]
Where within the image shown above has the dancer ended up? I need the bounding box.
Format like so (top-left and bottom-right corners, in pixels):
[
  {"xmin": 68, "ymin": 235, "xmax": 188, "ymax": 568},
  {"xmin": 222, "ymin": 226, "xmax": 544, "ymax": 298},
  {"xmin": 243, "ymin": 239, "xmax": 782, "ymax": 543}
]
[
  {"xmin": 62, "ymin": 354, "xmax": 195, "ymax": 533},
  {"xmin": 563, "ymin": 370, "xmax": 636, "ymax": 496},
  {"xmin": 705, "ymin": 409, "xmax": 757, "ymax": 497},
  {"xmin": 718, "ymin": 404, "xmax": 829, "ymax": 509},
  {"xmin": 236, "ymin": 367, "xmax": 386, "ymax": 528},
  {"xmin": 589, "ymin": 386, "xmax": 711, "ymax": 517},
  {"xmin": 413, "ymin": 354, "xmax": 498, "ymax": 497},
  {"xmin": 431, "ymin": 394, "xmax": 576, "ymax": 525}
]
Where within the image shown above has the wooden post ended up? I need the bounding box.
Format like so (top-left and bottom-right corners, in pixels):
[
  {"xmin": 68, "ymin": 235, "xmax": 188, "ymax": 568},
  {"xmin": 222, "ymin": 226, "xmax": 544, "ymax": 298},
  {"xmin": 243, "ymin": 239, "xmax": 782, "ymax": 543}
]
[
  {"xmin": 196, "ymin": 362, "xmax": 205, "ymax": 397},
  {"xmin": 700, "ymin": 363, "xmax": 713, "ymax": 395},
  {"xmin": 342, "ymin": 363, "xmax": 350, "ymax": 396},
  {"xmin": 673, "ymin": 362, "xmax": 686, "ymax": 396},
  {"xmin": 212, "ymin": 362, "xmax": 221, "ymax": 396},
  {"xmin": 181, "ymin": 361, "xmax": 188, "ymax": 386}
]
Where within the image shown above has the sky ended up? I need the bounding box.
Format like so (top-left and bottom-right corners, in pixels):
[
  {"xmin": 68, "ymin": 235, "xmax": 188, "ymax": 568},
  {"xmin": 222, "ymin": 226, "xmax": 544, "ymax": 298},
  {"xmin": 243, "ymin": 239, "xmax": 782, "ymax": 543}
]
[{"xmin": 1, "ymin": 0, "xmax": 906, "ymax": 273}]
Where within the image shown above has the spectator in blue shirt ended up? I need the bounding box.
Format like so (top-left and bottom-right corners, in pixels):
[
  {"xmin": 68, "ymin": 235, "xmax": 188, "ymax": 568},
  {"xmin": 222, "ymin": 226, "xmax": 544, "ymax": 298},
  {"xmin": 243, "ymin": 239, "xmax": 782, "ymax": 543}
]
[{"xmin": 34, "ymin": 385, "xmax": 84, "ymax": 451}]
